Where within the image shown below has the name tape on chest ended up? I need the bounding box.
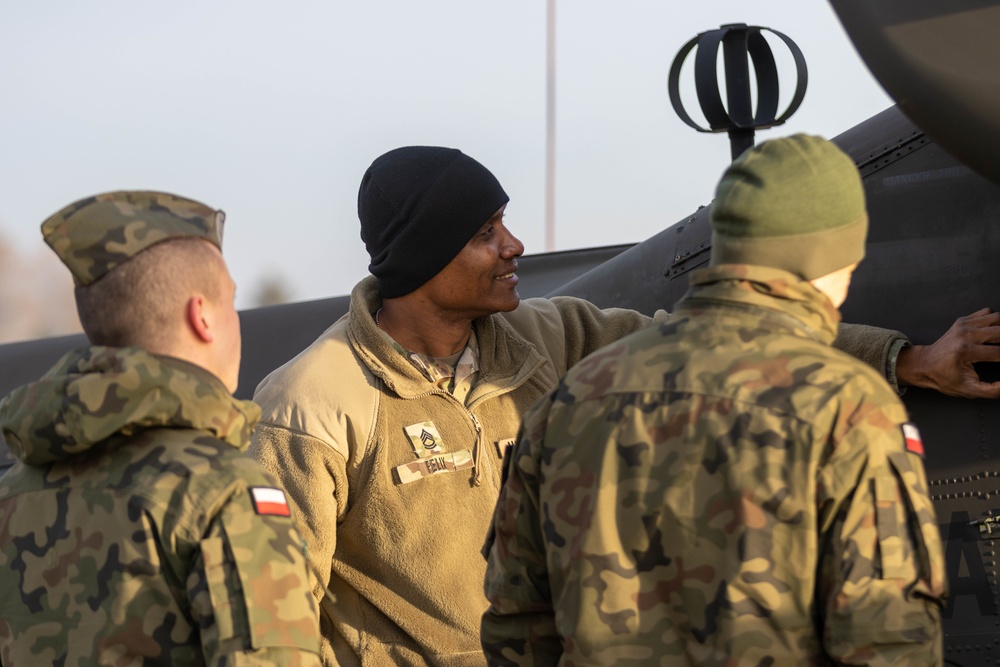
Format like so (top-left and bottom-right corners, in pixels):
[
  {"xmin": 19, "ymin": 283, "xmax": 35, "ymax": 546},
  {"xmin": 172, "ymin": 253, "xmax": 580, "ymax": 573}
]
[
  {"xmin": 395, "ymin": 449, "xmax": 474, "ymax": 484},
  {"xmin": 404, "ymin": 421, "xmax": 446, "ymax": 459},
  {"xmin": 250, "ymin": 487, "xmax": 291, "ymax": 517},
  {"xmin": 902, "ymin": 422, "xmax": 924, "ymax": 457}
]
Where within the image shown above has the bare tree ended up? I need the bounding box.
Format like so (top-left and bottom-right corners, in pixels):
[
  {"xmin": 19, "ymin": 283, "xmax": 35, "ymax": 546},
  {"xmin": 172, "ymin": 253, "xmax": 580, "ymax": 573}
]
[{"xmin": 252, "ymin": 273, "xmax": 295, "ymax": 308}]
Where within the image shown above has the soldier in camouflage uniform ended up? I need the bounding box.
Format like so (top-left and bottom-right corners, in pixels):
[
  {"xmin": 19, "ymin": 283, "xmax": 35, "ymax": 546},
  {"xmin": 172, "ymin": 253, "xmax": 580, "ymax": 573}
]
[
  {"xmin": 0, "ymin": 191, "xmax": 321, "ymax": 665},
  {"xmin": 482, "ymin": 135, "xmax": 947, "ymax": 665}
]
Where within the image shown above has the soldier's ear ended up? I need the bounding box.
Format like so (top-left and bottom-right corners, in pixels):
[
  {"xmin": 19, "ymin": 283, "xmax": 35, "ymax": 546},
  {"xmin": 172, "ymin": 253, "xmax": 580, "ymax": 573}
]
[{"xmin": 186, "ymin": 295, "xmax": 214, "ymax": 343}]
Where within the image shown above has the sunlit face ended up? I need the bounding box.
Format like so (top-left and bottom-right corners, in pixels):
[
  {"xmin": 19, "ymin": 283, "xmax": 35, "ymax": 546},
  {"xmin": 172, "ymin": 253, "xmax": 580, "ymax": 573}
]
[
  {"xmin": 207, "ymin": 247, "xmax": 242, "ymax": 393},
  {"xmin": 418, "ymin": 205, "xmax": 525, "ymax": 319}
]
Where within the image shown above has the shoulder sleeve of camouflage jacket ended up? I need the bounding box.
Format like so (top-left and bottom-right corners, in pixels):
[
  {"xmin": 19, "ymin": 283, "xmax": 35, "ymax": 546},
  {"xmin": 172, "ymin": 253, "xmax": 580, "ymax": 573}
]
[
  {"xmin": 249, "ymin": 423, "xmax": 349, "ymax": 601},
  {"xmin": 834, "ymin": 323, "xmax": 909, "ymax": 392},
  {"xmin": 187, "ymin": 479, "xmax": 322, "ymax": 665},
  {"xmin": 482, "ymin": 396, "xmax": 563, "ymax": 666},
  {"xmin": 816, "ymin": 401, "xmax": 945, "ymax": 664}
]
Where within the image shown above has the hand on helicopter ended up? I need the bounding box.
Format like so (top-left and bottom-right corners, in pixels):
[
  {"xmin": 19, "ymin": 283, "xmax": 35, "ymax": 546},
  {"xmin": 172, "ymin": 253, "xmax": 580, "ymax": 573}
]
[{"xmin": 895, "ymin": 307, "xmax": 1000, "ymax": 398}]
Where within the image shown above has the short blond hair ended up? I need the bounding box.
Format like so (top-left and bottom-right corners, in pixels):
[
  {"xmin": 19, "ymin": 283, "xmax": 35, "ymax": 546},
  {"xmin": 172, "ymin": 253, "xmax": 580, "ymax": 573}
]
[{"xmin": 75, "ymin": 238, "xmax": 224, "ymax": 348}]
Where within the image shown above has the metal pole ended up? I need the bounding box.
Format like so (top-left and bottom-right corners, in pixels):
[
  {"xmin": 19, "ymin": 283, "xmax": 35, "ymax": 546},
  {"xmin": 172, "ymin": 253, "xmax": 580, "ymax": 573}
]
[{"xmin": 545, "ymin": 0, "xmax": 556, "ymax": 251}]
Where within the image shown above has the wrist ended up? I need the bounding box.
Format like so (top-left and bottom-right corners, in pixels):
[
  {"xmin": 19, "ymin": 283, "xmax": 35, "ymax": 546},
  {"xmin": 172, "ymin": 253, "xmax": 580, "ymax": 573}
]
[{"xmin": 894, "ymin": 342, "xmax": 926, "ymax": 389}]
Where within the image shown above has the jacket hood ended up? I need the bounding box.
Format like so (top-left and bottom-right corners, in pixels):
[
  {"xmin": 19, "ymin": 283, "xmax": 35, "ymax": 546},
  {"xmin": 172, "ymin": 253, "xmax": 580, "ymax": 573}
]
[{"xmin": 0, "ymin": 346, "xmax": 261, "ymax": 466}]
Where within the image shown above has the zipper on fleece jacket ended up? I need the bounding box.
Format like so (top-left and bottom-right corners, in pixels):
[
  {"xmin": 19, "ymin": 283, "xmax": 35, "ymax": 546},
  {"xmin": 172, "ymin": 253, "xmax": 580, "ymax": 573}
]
[
  {"xmin": 410, "ymin": 388, "xmax": 490, "ymax": 490},
  {"xmin": 470, "ymin": 413, "xmax": 484, "ymax": 487},
  {"xmin": 464, "ymin": 354, "xmax": 548, "ymax": 488},
  {"xmin": 378, "ymin": 354, "xmax": 547, "ymax": 490}
]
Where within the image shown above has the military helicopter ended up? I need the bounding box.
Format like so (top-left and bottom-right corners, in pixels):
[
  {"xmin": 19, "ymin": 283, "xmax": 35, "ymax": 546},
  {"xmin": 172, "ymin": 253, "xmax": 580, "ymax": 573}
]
[{"xmin": 2, "ymin": 0, "xmax": 999, "ymax": 662}]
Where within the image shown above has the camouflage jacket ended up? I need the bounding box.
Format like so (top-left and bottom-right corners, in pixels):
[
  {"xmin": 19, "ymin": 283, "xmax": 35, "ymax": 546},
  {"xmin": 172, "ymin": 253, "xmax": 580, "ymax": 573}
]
[
  {"xmin": 482, "ymin": 265, "xmax": 946, "ymax": 667},
  {"xmin": 0, "ymin": 346, "xmax": 321, "ymax": 666}
]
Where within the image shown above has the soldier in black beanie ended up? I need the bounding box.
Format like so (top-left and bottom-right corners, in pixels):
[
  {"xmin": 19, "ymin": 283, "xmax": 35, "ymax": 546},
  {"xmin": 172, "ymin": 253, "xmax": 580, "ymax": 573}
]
[
  {"xmin": 248, "ymin": 142, "xmax": 979, "ymax": 667},
  {"xmin": 250, "ymin": 145, "xmax": 665, "ymax": 665}
]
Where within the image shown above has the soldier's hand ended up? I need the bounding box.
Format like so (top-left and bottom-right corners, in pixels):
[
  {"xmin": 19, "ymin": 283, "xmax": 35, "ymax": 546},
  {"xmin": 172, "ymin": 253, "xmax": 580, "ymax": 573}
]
[{"xmin": 896, "ymin": 307, "xmax": 1000, "ymax": 398}]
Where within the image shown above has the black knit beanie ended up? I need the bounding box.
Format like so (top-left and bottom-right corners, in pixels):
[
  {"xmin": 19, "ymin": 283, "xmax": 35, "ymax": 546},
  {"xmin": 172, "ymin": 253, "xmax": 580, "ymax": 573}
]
[
  {"xmin": 358, "ymin": 146, "xmax": 510, "ymax": 298},
  {"xmin": 710, "ymin": 134, "xmax": 868, "ymax": 280}
]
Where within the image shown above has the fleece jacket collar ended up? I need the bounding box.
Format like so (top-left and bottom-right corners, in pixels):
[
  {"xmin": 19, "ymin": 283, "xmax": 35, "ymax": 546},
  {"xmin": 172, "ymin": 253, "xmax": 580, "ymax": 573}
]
[{"xmin": 347, "ymin": 276, "xmax": 542, "ymax": 400}]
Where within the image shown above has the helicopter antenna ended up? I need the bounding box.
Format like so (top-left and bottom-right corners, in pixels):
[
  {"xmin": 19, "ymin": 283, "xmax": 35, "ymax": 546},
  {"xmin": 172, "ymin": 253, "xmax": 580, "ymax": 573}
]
[{"xmin": 668, "ymin": 24, "xmax": 808, "ymax": 161}]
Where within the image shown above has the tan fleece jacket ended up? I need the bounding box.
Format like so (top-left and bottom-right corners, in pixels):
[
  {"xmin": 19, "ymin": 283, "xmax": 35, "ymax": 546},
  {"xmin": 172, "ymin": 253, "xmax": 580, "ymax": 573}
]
[{"xmin": 249, "ymin": 275, "xmax": 908, "ymax": 667}]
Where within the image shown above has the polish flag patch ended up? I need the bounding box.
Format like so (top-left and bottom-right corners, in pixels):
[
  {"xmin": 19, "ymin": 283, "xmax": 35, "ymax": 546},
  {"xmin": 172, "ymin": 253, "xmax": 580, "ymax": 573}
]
[
  {"xmin": 250, "ymin": 487, "xmax": 291, "ymax": 517},
  {"xmin": 902, "ymin": 423, "xmax": 924, "ymax": 457}
]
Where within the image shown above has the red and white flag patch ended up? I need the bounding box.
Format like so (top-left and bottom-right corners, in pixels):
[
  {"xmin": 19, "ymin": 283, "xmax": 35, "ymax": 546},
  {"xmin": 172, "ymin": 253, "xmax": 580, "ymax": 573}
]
[
  {"xmin": 902, "ymin": 423, "xmax": 924, "ymax": 457},
  {"xmin": 250, "ymin": 487, "xmax": 291, "ymax": 517}
]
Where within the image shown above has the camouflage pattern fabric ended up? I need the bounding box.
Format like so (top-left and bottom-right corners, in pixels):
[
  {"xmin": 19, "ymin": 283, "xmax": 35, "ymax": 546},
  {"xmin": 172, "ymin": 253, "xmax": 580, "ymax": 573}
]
[
  {"xmin": 40, "ymin": 190, "xmax": 225, "ymax": 286},
  {"xmin": 0, "ymin": 346, "xmax": 321, "ymax": 665},
  {"xmin": 401, "ymin": 330, "xmax": 480, "ymax": 403},
  {"xmin": 482, "ymin": 264, "xmax": 946, "ymax": 666}
]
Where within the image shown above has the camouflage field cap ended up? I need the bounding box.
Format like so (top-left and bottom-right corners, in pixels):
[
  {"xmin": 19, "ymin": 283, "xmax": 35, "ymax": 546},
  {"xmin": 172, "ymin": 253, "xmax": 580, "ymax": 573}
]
[{"xmin": 41, "ymin": 190, "xmax": 225, "ymax": 286}]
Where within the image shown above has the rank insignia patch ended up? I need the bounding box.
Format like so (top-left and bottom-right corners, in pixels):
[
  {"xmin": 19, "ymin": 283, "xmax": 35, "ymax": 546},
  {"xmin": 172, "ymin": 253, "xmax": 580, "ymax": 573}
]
[
  {"xmin": 404, "ymin": 421, "xmax": 446, "ymax": 458},
  {"xmin": 902, "ymin": 423, "xmax": 924, "ymax": 457},
  {"xmin": 250, "ymin": 487, "xmax": 291, "ymax": 517}
]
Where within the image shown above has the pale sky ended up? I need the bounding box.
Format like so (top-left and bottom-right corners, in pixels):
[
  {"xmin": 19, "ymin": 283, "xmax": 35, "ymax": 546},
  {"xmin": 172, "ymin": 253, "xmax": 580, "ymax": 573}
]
[{"xmin": 0, "ymin": 1, "xmax": 893, "ymax": 316}]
